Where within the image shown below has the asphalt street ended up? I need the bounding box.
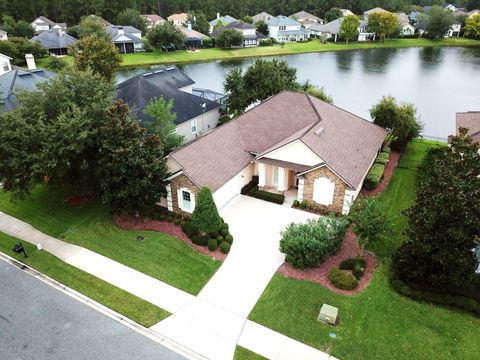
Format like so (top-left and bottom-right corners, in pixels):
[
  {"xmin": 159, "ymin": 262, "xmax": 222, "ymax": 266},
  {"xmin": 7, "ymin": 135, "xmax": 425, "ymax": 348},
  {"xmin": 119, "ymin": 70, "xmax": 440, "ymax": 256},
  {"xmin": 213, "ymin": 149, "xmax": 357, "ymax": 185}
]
[{"xmin": 0, "ymin": 259, "xmax": 187, "ymax": 360}]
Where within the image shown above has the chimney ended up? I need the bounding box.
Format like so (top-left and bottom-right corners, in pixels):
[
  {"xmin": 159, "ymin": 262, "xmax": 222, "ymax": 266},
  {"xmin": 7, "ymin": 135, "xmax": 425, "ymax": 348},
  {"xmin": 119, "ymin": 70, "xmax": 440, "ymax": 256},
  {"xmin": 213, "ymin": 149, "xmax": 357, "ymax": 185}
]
[
  {"xmin": 25, "ymin": 54, "xmax": 36, "ymax": 70},
  {"xmin": 187, "ymin": 22, "xmax": 192, "ymax": 31},
  {"xmin": 118, "ymin": 26, "xmax": 124, "ymax": 35},
  {"xmin": 217, "ymin": 12, "xmax": 220, "ymax": 20}
]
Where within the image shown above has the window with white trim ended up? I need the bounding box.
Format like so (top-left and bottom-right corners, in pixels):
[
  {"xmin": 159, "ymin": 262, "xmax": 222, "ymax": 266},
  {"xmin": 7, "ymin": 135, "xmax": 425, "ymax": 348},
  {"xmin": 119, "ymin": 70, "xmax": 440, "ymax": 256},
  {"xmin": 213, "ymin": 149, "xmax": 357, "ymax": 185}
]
[
  {"xmin": 2, "ymin": 62, "xmax": 9, "ymax": 72},
  {"xmin": 313, "ymin": 177, "xmax": 335, "ymax": 206},
  {"xmin": 191, "ymin": 119, "xmax": 197, "ymax": 134},
  {"xmin": 177, "ymin": 188, "xmax": 195, "ymax": 213}
]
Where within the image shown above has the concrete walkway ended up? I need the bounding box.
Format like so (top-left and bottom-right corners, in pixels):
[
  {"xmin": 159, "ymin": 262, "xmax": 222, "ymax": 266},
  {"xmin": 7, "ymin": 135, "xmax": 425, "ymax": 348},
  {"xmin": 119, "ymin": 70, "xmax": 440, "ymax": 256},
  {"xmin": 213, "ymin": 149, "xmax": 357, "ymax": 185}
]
[{"xmin": 0, "ymin": 204, "xmax": 336, "ymax": 360}]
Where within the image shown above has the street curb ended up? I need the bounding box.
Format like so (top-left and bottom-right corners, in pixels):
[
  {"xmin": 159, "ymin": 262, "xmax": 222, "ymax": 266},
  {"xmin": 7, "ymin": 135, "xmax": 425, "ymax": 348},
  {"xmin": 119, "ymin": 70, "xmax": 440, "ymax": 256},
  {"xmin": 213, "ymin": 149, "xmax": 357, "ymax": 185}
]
[{"xmin": 0, "ymin": 252, "xmax": 208, "ymax": 360}]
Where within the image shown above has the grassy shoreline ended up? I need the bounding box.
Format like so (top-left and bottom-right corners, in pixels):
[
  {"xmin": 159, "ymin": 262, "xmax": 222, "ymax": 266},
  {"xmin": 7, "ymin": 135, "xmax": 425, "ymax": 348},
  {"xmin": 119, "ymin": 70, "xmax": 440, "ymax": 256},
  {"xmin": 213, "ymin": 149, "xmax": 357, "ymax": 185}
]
[{"xmin": 37, "ymin": 38, "xmax": 480, "ymax": 69}]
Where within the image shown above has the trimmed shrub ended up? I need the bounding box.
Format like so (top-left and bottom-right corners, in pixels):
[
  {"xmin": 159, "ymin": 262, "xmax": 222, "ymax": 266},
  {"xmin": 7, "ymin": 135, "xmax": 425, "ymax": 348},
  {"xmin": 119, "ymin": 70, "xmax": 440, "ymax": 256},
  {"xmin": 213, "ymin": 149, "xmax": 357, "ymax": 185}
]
[
  {"xmin": 174, "ymin": 219, "xmax": 181, "ymax": 225},
  {"xmin": 280, "ymin": 216, "xmax": 349, "ymax": 268},
  {"xmin": 364, "ymin": 163, "xmax": 385, "ymax": 190},
  {"xmin": 192, "ymin": 235, "xmax": 209, "ymax": 246},
  {"xmin": 202, "ymin": 37, "xmax": 213, "ymax": 48},
  {"xmin": 300, "ymin": 201, "xmax": 307, "ymax": 209},
  {"xmin": 159, "ymin": 214, "xmax": 167, "ymax": 221},
  {"xmin": 209, "ymin": 231, "xmax": 220, "ymax": 239},
  {"xmin": 340, "ymin": 257, "xmax": 366, "ymax": 270},
  {"xmin": 181, "ymin": 222, "xmax": 198, "ymax": 239},
  {"xmin": 221, "ymin": 223, "xmax": 229, "ymax": 231},
  {"xmin": 220, "ymin": 228, "xmax": 229, "ymax": 237},
  {"xmin": 259, "ymin": 39, "xmax": 273, "ymax": 46},
  {"xmin": 375, "ymin": 152, "xmax": 389, "ymax": 165},
  {"xmin": 250, "ymin": 187, "xmax": 285, "ymax": 204},
  {"xmin": 352, "ymin": 264, "xmax": 365, "ymax": 280},
  {"xmin": 293, "ymin": 199, "xmax": 300, "ymax": 207},
  {"xmin": 382, "ymin": 146, "xmax": 391, "ymax": 154},
  {"xmin": 216, "ymin": 235, "xmax": 224, "ymax": 243},
  {"xmin": 191, "ymin": 187, "xmax": 222, "ymax": 234},
  {"xmin": 220, "ymin": 241, "xmax": 231, "ymax": 254},
  {"xmin": 167, "ymin": 216, "xmax": 174, "ymax": 222},
  {"xmin": 224, "ymin": 234, "xmax": 233, "ymax": 244},
  {"xmin": 241, "ymin": 176, "xmax": 259, "ymax": 195},
  {"xmin": 329, "ymin": 267, "xmax": 358, "ymax": 290},
  {"xmin": 208, "ymin": 238, "xmax": 218, "ymax": 251}
]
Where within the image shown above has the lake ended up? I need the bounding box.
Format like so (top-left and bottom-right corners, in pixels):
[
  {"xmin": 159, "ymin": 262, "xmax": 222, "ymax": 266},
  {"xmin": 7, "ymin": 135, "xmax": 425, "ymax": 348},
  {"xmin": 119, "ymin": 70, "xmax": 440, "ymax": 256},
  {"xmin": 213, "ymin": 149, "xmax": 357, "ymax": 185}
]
[{"xmin": 117, "ymin": 46, "xmax": 480, "ymax": 139}]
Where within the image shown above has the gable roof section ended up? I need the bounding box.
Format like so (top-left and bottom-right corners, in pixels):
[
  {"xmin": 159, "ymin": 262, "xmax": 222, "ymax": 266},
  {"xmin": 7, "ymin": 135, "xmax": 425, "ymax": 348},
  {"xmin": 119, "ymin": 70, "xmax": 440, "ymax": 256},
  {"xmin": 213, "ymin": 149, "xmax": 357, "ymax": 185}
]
[
  {"xmin": 177, "ymin": 26, "xmax": 209, "ymax": 39},
  {"xmin": 268, "ymin": 15, "xmax": 301, "ymax": 27},
  {"xmin": 456, "ymin": 111, "xmax": 480, "ymax": 143},
  {"xmin": 252, "ymin": 12, "xmax": 273, "ymax": 23},
  {"xmin": 289, "ymin": 11, "xmax": 322, "ymax": 22},
  {"xmin": 106, "ymin": 25, "xmax": 142, "ymax": 43},
  {"xmin": 34, "ymin": 16, "xmax": 56, "ymax": 27},
  {"xmin": 116, "ymin": 67, "xmax": 219, "ymax": 126},
  {"xmin": 30, "ymin": 29, "xmax": 77, "ymax": 49},
  {"xmin": 365, "ymin": 7, "xmax": 390, "ymax": 14},
  {"xmin": 209, "ymin": 15, "xmax": 237, "ymax": 27},
  {"xmin": 169, "ymin": 91, "xmax": 387, "ymax": 192},
  {"xmin": 168, "ymin": 13, "xmax": 188, "ymax": 21}
]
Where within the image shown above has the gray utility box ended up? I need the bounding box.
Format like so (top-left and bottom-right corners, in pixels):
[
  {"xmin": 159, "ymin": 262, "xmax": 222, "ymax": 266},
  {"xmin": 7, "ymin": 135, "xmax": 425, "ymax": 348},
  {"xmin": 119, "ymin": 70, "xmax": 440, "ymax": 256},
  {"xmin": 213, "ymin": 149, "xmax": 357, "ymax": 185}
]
[{"xmin": 318, "ymin": 304, "xmax": 338, "ymax": 325}]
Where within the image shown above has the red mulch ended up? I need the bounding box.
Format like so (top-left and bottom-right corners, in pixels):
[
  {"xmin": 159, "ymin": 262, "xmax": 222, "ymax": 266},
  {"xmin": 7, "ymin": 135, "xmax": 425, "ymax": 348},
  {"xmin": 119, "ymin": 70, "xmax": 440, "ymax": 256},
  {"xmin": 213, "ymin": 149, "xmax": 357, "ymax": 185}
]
[
  {"xmin": 112, "ymin": 215, "xmax": 227, "ymax": 261},
  {"xmin": 361, "ymin": 151, "xmax": 401, "ymax": 197},
  {"xmin": 65, "ymin": 195, "xmax": 92, "ymax": 207},
  {"xmin": 278, "ymin": 151, "xmax": 400, "ymax": 295}
]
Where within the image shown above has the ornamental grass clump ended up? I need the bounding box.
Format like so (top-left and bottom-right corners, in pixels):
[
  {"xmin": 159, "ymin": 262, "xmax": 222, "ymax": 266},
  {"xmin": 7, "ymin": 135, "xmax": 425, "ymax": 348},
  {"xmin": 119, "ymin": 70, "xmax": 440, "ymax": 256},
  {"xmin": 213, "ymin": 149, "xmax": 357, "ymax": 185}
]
[{"xmin": 280, "ymin": 216, "xmax": 348, "ymax": 269}]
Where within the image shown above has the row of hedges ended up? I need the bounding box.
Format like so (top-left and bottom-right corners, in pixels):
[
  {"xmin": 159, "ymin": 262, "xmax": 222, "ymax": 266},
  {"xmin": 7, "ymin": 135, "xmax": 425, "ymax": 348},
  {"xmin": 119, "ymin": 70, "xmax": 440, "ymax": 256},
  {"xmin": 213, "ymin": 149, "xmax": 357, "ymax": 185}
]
[
  {"xmin": 364, "ymin": 148, "xmax": 391, "ymax": 190},
  {"xmin": 292, "ymin": 199, "xmax": 338, "ymax": 216},
  {"xmin": 241, "ymin": 176, "xmax": 259, "ymax": 195},
  {"xmin": 181, "ymin": 219, "xmax": 232, "ymax": 254},
  {"xmin": 249, "ymin": 186, "xmax": 285, "ymax": 204},
  {"xmin": 280, "ymin": 216, "xmax": 349, "ymax": 269}
]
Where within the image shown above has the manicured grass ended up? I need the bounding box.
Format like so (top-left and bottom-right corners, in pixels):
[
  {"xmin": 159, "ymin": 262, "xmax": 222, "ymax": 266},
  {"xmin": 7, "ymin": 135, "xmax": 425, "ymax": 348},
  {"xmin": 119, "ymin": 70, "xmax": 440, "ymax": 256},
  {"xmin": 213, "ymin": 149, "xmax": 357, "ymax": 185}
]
[
  {"xmin": 37, "ymin": 38, "xmax": 480, "ymax": 69},
  {"xmin": 249, "ymin": 140, "xmax": 480, "ymax": 360},
  {"xmin": 234, "ymin": 346, "xmax": 267, "ymax": 360},
  {"xmin": 0, "ymin": 233, "xmax": 169, "ymax": 327},
  {"xmin": 0, "ymin": 187, "xmax": 221, "ymax": 295}
]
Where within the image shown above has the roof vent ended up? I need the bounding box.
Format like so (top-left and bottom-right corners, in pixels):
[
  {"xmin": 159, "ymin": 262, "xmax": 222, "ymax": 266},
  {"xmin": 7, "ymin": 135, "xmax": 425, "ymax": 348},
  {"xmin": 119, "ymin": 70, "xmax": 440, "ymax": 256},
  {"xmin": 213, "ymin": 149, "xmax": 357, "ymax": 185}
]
[
  {"xmin": 166, "ymin": 66, "xmax": 176, "ymax": 71},
  {"xmin": 314, "ymin": 127, "xmax": 325, "ymax": 136}
]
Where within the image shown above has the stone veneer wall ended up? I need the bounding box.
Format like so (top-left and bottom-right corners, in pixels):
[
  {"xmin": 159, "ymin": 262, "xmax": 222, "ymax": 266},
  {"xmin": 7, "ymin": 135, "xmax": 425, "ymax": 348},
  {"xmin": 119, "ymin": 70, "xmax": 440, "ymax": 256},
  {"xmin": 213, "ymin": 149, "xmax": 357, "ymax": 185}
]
[
  {"xmin": 302, "ymin": 166, "xmax": 350, "ymax": 214},
  {"xmin": 170, "ymin": 173, "xmax": 200, "ymax": 214}
]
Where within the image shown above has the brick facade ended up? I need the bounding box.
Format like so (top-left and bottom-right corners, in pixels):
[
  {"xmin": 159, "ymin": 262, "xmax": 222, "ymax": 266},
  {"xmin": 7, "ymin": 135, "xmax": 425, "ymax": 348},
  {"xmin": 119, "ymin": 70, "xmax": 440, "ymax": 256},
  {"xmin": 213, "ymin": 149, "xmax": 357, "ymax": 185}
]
[
  {"xmin": 302, "ymin": 166, "xmax": 350, "ymax": 214},
  {"xmin": 169, "ymin": 173, "xmax": 199, "ymax": 214}
]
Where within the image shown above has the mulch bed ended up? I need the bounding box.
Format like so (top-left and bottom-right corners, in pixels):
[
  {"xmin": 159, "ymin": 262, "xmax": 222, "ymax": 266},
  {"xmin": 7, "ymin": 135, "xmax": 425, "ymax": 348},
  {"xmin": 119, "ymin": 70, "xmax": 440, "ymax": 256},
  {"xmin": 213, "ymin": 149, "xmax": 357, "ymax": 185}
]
[
  {"xmin": 113, "ymin": 215, "xmax": 227, "ymax": 261},
  {"xmin": 278, "ymin": 151, "xmax": 400, "ymax": 295}
]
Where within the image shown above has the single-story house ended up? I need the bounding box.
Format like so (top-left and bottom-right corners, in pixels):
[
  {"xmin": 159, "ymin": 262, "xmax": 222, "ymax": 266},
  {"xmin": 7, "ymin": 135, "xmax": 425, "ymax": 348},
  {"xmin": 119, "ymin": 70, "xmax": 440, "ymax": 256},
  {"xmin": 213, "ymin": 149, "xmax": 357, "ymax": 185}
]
[
  {"xmin": 364, "ymin": 7, "xmax": 391, "ymax": 20},
  {"xmin": 0, "ymin": 30, "xmax": 8, "ymax": 41},
  {"xmin": 106, "ymin": 25, "xmax": 143, "ymax": 53},
  {"xmin": 309, "ymin": 18, "xmax": 374, "ymax": 42},
  {"xmin": 116, "ymin": 66, "xmax": 221, "ymax": 143},
  {"xmin": 445, "ymin": 21, "xmax": 461, "ymax": 37},
  {"xmin": 456, "ymin": 111, "xmax": 480, "ymax": 144},
  {"xmin": 164, "ymin": 91, "xmax": 387, "ymax": 215},
  {"xmin": 168, "ymin": 13, "xmax": 188, "ymax": 27},
  {"xmin": 177, "ymin": 24, "xmax": 209, "ymax": 48},
  {"xmin": 0, "ymin": 53, "xmax": 12, "ymax": 76},
  {"xmin": 251, "ymin": 12, "xmax": 273, "ymax": 24},
  {"xmin": 0, "ymin": 67, "xmax": 55, "ymax": 111},
  {"xmin": 212, "ymin": 21, "xmax": 268, "ymax": 47},
  {"xmin": 209, "ymin": 14, "xmax": 237, "ymax": 33},
  {"xmin": 289, "ymin": 11, "xmax": 324, "ymax": 24},
  {"xmin": 30, "ymin": 29, "xmax": 77, "ymax": 56},
  {"xmin": 31, "ymin": 16, "xmax": 66, "ymax": 33},
  {"xmin": 267, "ymin": 16, "xmax": 310, "ymax": 42},
  {"xmin": 142, "ymin": 14, "xmax": 165, "ymax": 29}
]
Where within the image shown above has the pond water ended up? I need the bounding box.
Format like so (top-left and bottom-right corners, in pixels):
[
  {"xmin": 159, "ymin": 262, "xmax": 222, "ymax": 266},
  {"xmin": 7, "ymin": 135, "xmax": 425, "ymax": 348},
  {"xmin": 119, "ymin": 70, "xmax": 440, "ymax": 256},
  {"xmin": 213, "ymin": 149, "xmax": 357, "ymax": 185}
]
[{"xmin": 117, "ymin": 46, "xmax": 480, "ymax": 139}]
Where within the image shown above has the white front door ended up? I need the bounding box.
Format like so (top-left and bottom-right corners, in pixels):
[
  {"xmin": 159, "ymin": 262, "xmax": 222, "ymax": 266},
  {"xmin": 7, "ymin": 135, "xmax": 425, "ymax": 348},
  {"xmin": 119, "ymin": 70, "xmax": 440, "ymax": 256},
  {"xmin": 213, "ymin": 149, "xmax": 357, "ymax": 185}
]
[{"xmin": 182, "ymin": 190, "xmax": 192, "ymax": 211}]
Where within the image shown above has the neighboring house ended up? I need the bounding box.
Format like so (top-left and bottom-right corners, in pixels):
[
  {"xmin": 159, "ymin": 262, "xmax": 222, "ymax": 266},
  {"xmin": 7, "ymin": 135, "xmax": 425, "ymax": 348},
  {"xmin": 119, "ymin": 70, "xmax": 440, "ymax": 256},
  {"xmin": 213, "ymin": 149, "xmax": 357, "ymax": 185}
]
[
  {"xmin": 209, "ymin": 14, "xmax": 237, "ymax": 33},
  {"xmin": 415, "ymin": 21, "xmax": 427, "ymax": 35},
  {"xmin": 177, "ymin": 24, "xmax": 210, "ymax": 48},
  {"xmin": 456, "ymin": 111, "xmax": 480, "ymax": 144},
  {"xmin": 289, "ymin": 11, "xmax": 324, "ymax": 24},
  {"xmin": 340, "ymin": 9, "xmax": 355, "ymax": 17},
  {"xmin": 252, "ymin": 12, "xmax": 273, "ymax": 24},
  {"xmin": 0, "ymin": 30, "xmax": 8, "ymax": 41},
  {"xmin": 409, "ymin": 11, "xmax": 423, "ymax": 23},
  {"xmin": 396, "ymin": 13, "xmax": 415, "ymax": 36},
  {"xmin": 84, "ymin": 15, "xmax": 112, "ymax": 27},
  {"xmin": 116, "ymin": 66, "xmax": 221, "ymax": 143},
  {"xmin": 0, "ymin": 53, "xmax": 12, "ymax": 76},
  {"xmin": 468, "ymin": 9, "xmax": 480, "ymax": 17},
  {"xmin": 106, "ymin": 25, "xmax": 143, "ymax": 54},
  {"xmin": 444, "ymin": 3, "xmax": 458, "ymax": 12},
  {"xmin": 164, "ymin": 91, "xmax": 387, "ymax": 215},
  {"xmin": 309, "ymin": 18, "xmax": 374, "ymax": 42},
  {"xmin": 267, "ymin": 16, "xmax": 310, "ymax": 42},
  {"xmin": 0, "ymin": 67, "xmax": 55, "ymax": 111},
  {"xmin": 31, "ymin": 16, "xmax": 66, "ymax": 33},
  {"xmin": 30, "ymin": 29, "xmax": 77, "ymax": 55},
  {"xmin": 364, "ymin": 7, "xmax": 391, "ymax": 19},
  {"xmin": 211, "ymin": 21, "xmax": 268, "ymax": 47},
  {"xmin": 445, "ymin": 21, "xmax": 461, "ymax": 37},
  {"xmin": 168, "ymin": 13, "xmax": 188, "ymax": 26},
  {"xmin": 142, "ymin": 14, "xmax": 165, "ymax": 29}
]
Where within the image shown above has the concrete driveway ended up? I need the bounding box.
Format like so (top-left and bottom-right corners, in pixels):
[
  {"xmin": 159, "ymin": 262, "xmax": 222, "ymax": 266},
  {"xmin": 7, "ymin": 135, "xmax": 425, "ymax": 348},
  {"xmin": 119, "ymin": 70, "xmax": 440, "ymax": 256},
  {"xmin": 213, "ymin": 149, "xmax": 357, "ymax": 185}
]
[{"xmin": 152, "ymin": 195, "xmax": 318, "ymax": 360}]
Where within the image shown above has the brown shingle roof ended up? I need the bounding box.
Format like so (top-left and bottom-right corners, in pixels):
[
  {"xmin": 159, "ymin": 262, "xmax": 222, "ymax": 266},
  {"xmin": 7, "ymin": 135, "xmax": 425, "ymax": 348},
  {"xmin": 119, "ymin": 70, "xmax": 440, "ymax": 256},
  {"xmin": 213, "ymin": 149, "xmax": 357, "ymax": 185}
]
[
  {"xmin": 169, "ymin": 91, "xmax": 387, "ymax": 191},
  {"xmin": 456, "ymin": 111, "xmax": 480, "ymax": 143}
]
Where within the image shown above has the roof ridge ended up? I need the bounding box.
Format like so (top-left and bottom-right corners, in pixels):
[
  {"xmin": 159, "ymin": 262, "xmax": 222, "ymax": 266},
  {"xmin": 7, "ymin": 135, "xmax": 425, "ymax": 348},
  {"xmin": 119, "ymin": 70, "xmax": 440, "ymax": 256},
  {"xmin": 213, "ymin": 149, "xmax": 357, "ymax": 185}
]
[{"xmin": 305, "ymin": 92, "xmax": 323, "ymax": 122}]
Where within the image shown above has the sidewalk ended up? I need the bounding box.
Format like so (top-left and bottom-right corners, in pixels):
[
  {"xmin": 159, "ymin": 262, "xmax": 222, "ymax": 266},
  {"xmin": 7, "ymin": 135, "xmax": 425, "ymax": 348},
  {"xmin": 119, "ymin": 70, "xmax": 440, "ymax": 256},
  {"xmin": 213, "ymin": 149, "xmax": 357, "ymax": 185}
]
[{"xmin": 0, "ymin": 210, "xmax": 337, "ymax": 360}]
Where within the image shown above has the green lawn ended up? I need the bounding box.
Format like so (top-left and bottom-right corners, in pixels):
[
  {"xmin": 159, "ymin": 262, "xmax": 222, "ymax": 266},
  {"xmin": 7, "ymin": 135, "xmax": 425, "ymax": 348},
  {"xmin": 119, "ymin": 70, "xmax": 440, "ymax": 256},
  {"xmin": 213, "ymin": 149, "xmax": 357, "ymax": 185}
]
[
  {"xmin": 249, "ymin": 140, "xmax": 480, "ymax": 360},
  {"xmin": 36, "ymin": 38, "xmax": 480, "ymax": 69},
  {"xmin": 0, "ymin": 187, "xmax": 221, "ymax": 295},
  {"xmin": 0, "ymin": 233, "xmax": 169, "ymax": 327},
  {"xmin": 234, "ymin": 346, "xmax": 267, "ymax": 360}
]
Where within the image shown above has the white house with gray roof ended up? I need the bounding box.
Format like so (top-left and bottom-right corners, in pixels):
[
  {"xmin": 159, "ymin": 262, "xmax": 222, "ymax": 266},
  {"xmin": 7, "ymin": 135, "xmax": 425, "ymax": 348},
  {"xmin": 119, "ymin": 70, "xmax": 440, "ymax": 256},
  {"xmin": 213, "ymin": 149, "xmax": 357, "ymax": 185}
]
[
  {"xmin": 30, "ymin": 29, "xmax": 77, "ymax": 55},
  {"xmin": 267, "ymin": 16, "xmax": 310, "ymax": 42},
  {"xmin": 106, "ymin": 25, "xmax": 143, "ymax": 53},
  {"xmin": 211, "ymin": 21, "xmax": 268, "ymax": 47},
  {"xmin": 251, "ymin": 12, "xmax": 273, "ymax": 24},
  {"xmin": 309, "ymin": 17, "xmax": 374, "ymax": 42},
  {"xmin": 209, "ymin": 14, "xmax": 237, "ymax": 33},
  {"xmin": 31, "ymin": 16, "xmax": 66, "ymax": 33},
  {"xmin": 0, "ymin": 53, "xmax": 12, "ymax": 76}
]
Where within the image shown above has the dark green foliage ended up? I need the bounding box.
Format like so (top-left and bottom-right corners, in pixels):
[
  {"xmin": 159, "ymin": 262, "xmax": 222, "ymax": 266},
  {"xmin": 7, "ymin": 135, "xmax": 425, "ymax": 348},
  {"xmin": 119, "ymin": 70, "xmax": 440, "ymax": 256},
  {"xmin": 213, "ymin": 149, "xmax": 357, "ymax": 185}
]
[
  {"xmin": 293, "ymin": 200, "xmax": 300, "ymax": 207},
  {"xmin": 116, "ymin": 8, "xmax": 147, "ymax": 34},
  {"xmin": 340, "ymin": 257, "xmax": 367, "ymax": 270},
  {"xmin": 187, "ymin": 12, "xmax": 210, "ymax": 35},
  {"xmin": 280, "ymin": 216, "xmax": 348, "ymax": 268},
  {"xmin": 167, "ymin": 216, "xmax": 174, "ymax": 222},
  {"xmin": 339, "ymin": 15, "xmax": 360, "ymax": 43},
  {"xmin": 364, "ymin": 164, "xmax": 385, "ymax": 190},
  {"xmin": 375, "ymin": 152, "xmax": 390, "ymax": 165},
  {"xmin": 182, "ymin": 222, "xmax": 198, "ymax": 239},
  {"xmin": 147, "ymin": 22, "xmax": 185, "ymax": 50},
  {"xmin": 0, "ymin": 37, "xmax": 47, "ymax": 65},
  {"xmin": 393, "ymin": 130, "xmax": 480, "ymax": 292},
  {"xmin": 202, "ymin": 37, "xmax": 213, "ymax": 47},
  {"xmin": 256, "ymin": 20, "xmax": 269, "ymax": 35},
  {"xmin": 424, "ymin": 5, "xmax": 454, "ymax": 38},
  {"xmin": 221, "ymin": 223, "xmax": 229, "ymax": 230},
  {"xmin": 220, "ymin": 242, "xmax": 231, "ymax": 254},
  {"xmin": 209, "ymin": 231, "xmax": 219, "ymax": 238},
  {"xmin": 216, "ymin": 235, "xmax": 224, "ymax": 243},
  {"xmin": 298, "ymin": 81, "xmax": 334, "ymax": 104},
  {"xmin": 259, "ymin": 38, "xmax": 273, "ymax": 46},
  {"xmin": 325, "ymin": 8, "xmax": 343, "ymax": 22},
  {"xmin": 382, "ymin": 146, "xmax": 391, "ymax": 153},
  {"xmin": 240, "ymin": 176, "xmax": 259, "ymax": 195},
  {"xmin": 249, "ymin": 188, "xmax": 285, "ymax": 204},
  {"xmin": 192, "ymin": 235, "xmax": 209, "ymax": 246},
  {"xmin": 191, "ymin": 187, "xmax": 222, "ymax": 234},
  {"xmin": 216, "ymin": 29, "xmax": 244, "ymax": 48},
  {"xmin": 77, "ymin": 16, "xmax": 109, "ymax": 38},
  {"xmin": 220, "ymin": 228, "xmax": 229, "ymax": 237},
  {"xmin": 300, "ymin": 201, "xmax": 308, "ymax": 209},
  {"xmin": 207, "ymin": 238, "xmax": 218, "ymax": 251},
  {"xmin": 0, "ymin": 16, "xmax": 34, "ymax": 38},
  {"xmin": 224, "ymin": 234, "xmax": 233, "ymax": 244},
  {"xmin": 328, "ymin": 267, "xmax": 359, "ymax": 290},
  {"xmin": 174, "ymin": 219, "xmax": 181, "ymax": 225},
  {"xmin": 45, "ymin": 56, "xmax": 69, "ymax": 71}
]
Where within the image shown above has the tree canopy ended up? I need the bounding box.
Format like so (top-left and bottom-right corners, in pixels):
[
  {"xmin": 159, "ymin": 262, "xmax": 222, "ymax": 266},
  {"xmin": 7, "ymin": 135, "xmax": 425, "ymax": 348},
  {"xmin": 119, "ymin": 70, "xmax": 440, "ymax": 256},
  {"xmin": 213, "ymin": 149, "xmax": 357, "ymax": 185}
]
[
  {"xmin": 187, "ymin": 11, "xmax": 210, "ymax": 35},
  {"xmin": 0, "ymin": 37, "xmax": 47, "ymax": 65},
  {"xmin": 255, "ymin": 20, "xmax": 269, "ymax": 35},
  {"xmin": 325, "ymin": 8, "xmax": 343, "ymax": 22},
  {"xmin": 367, "ymin": 11, "xmax": 399, "ymax": 41},
  {"xmin": 340, "ymin": 15, "xmax": 360, "ymax": 43},
  {"xmin": 465, "ymin": 14, "xmax": 480, "ymax": 38},
  {"xmin": 147, "ymin": 22, "xmax": 185, "ymax": 50},
  {"xmin": 116, "ymin": 8, "xmax": 147, "ymax": 34},
  {"xmin": 0, "ymin": 15, "xmax": 34, "ymax": 38},
  {"xmin": 215, "ymin": 29, "xmax": 244, "ymax": 48},
  {"xmin": 423, "ymin": 5, "xmax": 454, "ymax": 38}
]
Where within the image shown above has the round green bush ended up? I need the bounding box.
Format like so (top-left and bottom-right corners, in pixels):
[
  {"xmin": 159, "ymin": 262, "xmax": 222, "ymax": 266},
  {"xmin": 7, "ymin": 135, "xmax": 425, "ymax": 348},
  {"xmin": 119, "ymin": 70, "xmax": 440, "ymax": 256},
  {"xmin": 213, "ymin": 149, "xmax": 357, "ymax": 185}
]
[
  {"xmin": 224, "ymin": 234, "xmax": 233, "ymax": 244},
  {"xmin": 328, "ymin": 267, "xmax": 358, "ymax": 290},
  {"xmin": 220, "ymin": 228, "xmax": 229, "ymax": 237},
  {"xmin": 220, "ymin": 241, "xmax": 231, "ymax": 254},
  {"xmin": 192, "ymin": 235, "xmax": 208, "ymax": 246},
  {"xmin": 209, "ymin": 231, "xmax": 219, "ymax": 239},
  {"xmin": 216, "ymin": 235, "xmax": 224, "ymax": 243},
  {"xmin": 352, "ymin": 264, "xmax": 365, "ymax": 280},
  {"xmin": 207, "ymin": 238, "xmax": 218, "ymax": 251},
  {"xmin": 300, "ymin": 201, "xmax": 307, "ymax": 209},
  {"xmin": 174, "ymin": 219, "xmax": 181, "ymax": 225},
  {"xmin": 181, "ymin": 222, "xmax": 198, "ymax": 239},
  {"xmin": 293, "ymin": 199, "xmax": 300, "ymax": 207},
  {"xmin": 221, "ymin": 223, "xmax": 229, "ymax": 231}
]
